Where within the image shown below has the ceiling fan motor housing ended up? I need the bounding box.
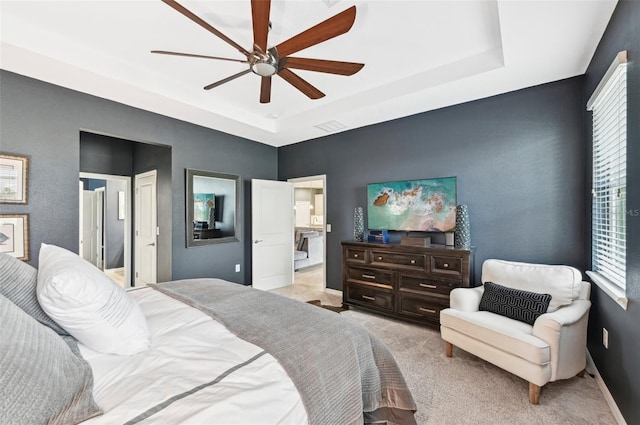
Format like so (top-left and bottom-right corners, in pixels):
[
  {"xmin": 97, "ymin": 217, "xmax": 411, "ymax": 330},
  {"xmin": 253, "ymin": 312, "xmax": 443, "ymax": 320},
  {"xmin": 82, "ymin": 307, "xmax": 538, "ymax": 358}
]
[{"xmin": 250, "ymin": 48, "xmax": 279, "ymax": 77}]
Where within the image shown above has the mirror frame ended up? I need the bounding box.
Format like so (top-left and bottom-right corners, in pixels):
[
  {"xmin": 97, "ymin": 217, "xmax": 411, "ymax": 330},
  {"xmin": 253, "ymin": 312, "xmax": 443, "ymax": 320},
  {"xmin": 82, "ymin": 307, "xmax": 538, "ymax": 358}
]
[{"xmin": 186, "ymin": 168, "xmax": 241, "ymax": 247}]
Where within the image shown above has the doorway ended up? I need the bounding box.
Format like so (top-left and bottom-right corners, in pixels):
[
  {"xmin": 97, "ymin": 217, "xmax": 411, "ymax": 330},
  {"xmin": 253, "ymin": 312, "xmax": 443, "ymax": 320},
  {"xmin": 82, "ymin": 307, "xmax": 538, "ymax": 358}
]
[
  {"xmin": 288, "ymin": 175, "xmax": 327, "ymax": 292},
  {"xmin": 79, "ymin": 173, "xmax": 131, "ymax": 287}
]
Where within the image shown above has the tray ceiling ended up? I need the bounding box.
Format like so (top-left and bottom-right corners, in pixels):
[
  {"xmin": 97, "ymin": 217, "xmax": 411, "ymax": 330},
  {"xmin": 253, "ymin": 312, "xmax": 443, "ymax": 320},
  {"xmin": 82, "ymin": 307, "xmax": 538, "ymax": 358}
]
[{"xmin": 0, "ymin": 0, "xmax": 617, "ymax": 147}]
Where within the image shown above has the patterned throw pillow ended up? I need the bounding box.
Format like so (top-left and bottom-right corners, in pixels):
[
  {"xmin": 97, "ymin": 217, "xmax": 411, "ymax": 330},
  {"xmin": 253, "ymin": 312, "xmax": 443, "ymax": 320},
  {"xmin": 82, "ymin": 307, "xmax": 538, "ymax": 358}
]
[{"xmin": 479, "ymin": 281, "xmax": 552, "ymax": 325}]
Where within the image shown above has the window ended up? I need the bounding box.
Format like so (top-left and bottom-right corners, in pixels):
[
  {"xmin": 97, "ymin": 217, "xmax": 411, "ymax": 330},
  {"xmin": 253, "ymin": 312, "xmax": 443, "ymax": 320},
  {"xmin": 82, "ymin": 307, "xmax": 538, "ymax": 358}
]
[{"xmin": 586, "ymin": 51, "xmax": 628, "ymax": 309}]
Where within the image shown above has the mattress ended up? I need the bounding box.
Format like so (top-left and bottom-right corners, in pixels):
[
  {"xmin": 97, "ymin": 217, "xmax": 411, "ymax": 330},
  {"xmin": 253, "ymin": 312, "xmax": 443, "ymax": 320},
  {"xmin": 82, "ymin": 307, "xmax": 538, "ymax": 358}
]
[{"xmin": 80, "ymin": 287, "xmax": 308, "ymax": 424}]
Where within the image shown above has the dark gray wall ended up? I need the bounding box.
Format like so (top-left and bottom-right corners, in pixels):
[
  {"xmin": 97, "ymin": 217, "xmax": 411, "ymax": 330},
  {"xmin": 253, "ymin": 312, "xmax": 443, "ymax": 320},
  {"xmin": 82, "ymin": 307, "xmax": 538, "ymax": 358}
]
[
  {"xmin": 0, "ymin": 70, "xmax": 277, "ymax": 284},
  {"xmin": 583, "ymin": 1, "xmax": 640, "ymax": 423},
  {"xmin": 279, "ymin": 77, "xmax": 586, "ymax": 291}
]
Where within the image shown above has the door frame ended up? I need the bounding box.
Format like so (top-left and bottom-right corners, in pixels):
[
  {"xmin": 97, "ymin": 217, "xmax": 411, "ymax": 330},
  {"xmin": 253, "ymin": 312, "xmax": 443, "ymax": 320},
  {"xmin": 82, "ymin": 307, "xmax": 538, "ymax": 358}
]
[
  {"xmin": 288, "ymin": 174, "xmax": 327, "ymax": 291},
  {"xmin": 95, "ymin": 186, "xmax": 105, "ymax": 270},
  {"xmin": 79, "ymin": 172, "xmax": 132, "ymax": 287}
]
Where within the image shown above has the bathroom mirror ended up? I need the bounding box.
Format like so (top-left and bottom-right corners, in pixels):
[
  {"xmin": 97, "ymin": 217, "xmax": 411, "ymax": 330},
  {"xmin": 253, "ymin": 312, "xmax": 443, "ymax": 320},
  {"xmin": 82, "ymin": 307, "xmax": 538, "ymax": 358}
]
[{"xmin": 186, "ymin": 168, "xmax": 240, "ymax": 247}]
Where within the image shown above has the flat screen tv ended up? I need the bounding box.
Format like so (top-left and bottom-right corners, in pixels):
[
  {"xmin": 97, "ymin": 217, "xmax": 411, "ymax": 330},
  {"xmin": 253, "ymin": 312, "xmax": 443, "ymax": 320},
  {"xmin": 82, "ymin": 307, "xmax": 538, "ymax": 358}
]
[{"xmin": 367, "ymin": 177, "xmax": 457, "ymax": 232}]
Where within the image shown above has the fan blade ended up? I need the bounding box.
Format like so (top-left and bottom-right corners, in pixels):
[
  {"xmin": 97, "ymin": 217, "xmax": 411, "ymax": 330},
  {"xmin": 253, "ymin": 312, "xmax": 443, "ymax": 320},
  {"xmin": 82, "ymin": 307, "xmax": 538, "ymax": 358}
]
[
  {"xmin": 151, "ymin": 50, "xmax": 249, "ymax": 63},
  {"xmin": 260, "ymin": 76, "xmax": 272, "ymax": 103},
  {"xmin": 281, "ymin": 57, "xmax": 363, "ymax": 76},
  {"xmin": 278, "ymin": 68, "xmax": 324, "ymax": 99},
  {"xmin": 275, "ymin": 6, "xmax": 356, "ymax": 58},
  {"xmin": 162, "ymin": 0, "xmax": 250, "ymax": 57},
  {"xmin": 251, "ymin": 0, "xmax": 271, "ymax": 53},
  {"xmin": 204, "ymin": 69, "xmax": 251, "ymax": 90}
]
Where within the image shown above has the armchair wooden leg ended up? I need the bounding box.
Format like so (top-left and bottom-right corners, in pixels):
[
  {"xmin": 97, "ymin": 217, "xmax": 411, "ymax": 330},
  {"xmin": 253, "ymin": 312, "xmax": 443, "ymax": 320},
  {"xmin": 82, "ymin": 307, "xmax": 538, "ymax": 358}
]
[
  {"xmin": 445, "ymin": 341, "xmax": 453, "ymax": 358},
  {"xmin": 528, "ymin": 383, "xmax": 541, "ymax": 405}
]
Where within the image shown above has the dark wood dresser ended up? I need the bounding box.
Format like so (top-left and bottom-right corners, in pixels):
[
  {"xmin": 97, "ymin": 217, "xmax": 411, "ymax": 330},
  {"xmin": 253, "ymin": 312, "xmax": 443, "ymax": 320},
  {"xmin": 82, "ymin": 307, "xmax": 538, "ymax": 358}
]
[{"xmin": 341, "ymin": 240, "xmax": 475, "ymax": 327}]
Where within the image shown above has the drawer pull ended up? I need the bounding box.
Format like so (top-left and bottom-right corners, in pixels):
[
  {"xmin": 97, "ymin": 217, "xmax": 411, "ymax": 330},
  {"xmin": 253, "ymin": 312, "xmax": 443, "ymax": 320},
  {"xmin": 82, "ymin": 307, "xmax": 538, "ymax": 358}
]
[
  {"xmin": 419, "ymin": 283, "xmax": 437, "ymax": 289},
  {"xmin": 419, "ymin": 307, "xmax": 437, "ymax": 314},
  {"xmin": 410, "ymin": 259, "xmax": 416, "ymax": 264},
  {"xmin": 362, "ymin": 274, "xmax": 376, "ymax": 280},
  {"xmin": 362, "ymin": 295, "xmax": 376, "ymax": 301},
  {"xmin": 353, "ymin": 254, "xmax": 359, "ymax": 258},
  {"xmin": 443, "ymin": 263, "xmax": 449, "ymax": 268},
  {"xmin": 377, "ymin": 256, "xmax": 383, "ymax": 261}
]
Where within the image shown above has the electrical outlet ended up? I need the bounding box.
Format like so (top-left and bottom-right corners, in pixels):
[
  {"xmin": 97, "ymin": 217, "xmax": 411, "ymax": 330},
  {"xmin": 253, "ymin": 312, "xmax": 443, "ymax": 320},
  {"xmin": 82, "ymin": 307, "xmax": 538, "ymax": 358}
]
[
  {"xmin": 603, "ymin": 327, "xmax": 609, "ymax": 349},
  {"xmin": 235, "ymin": 264, "xmax": 240, "ymax": 273}
]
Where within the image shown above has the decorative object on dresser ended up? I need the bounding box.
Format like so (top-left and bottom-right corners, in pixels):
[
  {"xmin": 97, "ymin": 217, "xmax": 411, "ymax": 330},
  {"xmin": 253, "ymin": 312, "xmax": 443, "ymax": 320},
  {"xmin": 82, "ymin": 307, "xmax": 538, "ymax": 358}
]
[
  {"xmin": 353, "ymin": 206, "xmax": 364, "ymax": 241},
  {"xmin": 400, "ymin": 236, "xmax": 430, "ymax": 246},
  {"xmin": 342, "ymin": 240, "xmax": 474, "ymax": 327},
  {"xmin": 367, "ymin": 229, "xmax": 389, "ymax": 243},
  {"xmin": 454, "ymin": 204, "xmax": 470, "ymax": 248}
]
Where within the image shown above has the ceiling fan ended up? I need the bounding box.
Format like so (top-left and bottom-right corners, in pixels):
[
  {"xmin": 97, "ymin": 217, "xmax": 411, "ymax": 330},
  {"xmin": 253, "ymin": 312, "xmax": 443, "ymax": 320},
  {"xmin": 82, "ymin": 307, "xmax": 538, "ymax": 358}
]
[{"xmin": 152, "ymin": 0, "xmax": 364, "ymax": 103}]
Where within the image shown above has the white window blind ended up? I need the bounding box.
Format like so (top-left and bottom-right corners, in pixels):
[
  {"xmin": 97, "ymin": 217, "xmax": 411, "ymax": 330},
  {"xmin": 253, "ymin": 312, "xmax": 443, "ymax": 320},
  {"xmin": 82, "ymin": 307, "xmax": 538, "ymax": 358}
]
[{"xmin": 588, "ymin": 51, "xmax": 627, "ymax": 290}]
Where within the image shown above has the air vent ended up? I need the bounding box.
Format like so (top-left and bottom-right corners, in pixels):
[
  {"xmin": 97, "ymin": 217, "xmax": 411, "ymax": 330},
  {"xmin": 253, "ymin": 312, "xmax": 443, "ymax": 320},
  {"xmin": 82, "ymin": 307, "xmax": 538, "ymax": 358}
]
[{"xmin": 315, "ymin": 120, "xmax": 347, "ymax": 133}]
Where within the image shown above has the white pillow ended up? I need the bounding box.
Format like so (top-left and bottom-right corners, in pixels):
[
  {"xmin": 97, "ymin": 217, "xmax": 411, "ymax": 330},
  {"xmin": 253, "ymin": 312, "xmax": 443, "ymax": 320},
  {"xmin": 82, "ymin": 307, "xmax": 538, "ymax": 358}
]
[{"xmin": 36, "ymin": 244, "xmax": 150, "ymax": 355}]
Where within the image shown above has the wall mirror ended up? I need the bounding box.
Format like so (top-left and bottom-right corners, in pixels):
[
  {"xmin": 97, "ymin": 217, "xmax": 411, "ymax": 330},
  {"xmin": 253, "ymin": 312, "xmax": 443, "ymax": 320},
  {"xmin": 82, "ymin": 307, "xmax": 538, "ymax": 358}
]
[{"xmin": 186, "ymin": 168, "xmax": 240, "ymax": 247}]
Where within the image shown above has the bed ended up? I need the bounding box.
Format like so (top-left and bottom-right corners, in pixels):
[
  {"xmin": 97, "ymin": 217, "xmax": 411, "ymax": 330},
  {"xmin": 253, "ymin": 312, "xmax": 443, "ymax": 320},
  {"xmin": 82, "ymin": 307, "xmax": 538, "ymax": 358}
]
[{"xmin": 0, "ymin": 245, "xmax": 417, "ymax": 425}]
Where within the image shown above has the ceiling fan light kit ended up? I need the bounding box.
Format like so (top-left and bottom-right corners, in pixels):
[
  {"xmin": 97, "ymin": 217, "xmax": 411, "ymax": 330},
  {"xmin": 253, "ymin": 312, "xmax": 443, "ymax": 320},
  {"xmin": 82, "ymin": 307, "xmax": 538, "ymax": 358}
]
[{"xmin": 153, "ymin": 0, "xmax": 364, "ymax": 103}]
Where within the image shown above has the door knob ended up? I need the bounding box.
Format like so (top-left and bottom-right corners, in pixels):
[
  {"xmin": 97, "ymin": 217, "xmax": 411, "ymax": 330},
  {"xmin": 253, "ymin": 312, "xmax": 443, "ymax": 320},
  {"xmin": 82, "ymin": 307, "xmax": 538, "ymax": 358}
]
[
  {"xmin": 253, "ymin": 239, "xmax": 263, "ymax": 244},
  {"xmin": 147, "ymin": 242, "xmax": 156, "ymax": 247}
]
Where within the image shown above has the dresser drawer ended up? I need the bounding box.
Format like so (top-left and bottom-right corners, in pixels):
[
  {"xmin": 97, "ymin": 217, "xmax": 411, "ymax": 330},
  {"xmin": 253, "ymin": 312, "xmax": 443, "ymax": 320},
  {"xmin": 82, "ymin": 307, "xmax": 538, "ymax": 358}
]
[
  {"xmin": 346, "ymin": 266, "xmax": 393, "ymax": 287},
  {"xmin": 398, "ymin": 295, "xmax": 449, "ymax": 323},
  {"xmin": 345, "ymin": 247, "xmax": 367, "ymax": 264},
  {"xmin": 370, "ymin": 250, "xmax": 427, "ymax": 272},
  {"xmin": 346, "ymin": 283, "xmax": 394, "ymax": 312},
  {"xmin": 431, "ymin": 256, "xmax": 462, "ymax": 277},
  {"xmin": 398, "ymin": 275, "xmax": 460, "ymax": 296}
]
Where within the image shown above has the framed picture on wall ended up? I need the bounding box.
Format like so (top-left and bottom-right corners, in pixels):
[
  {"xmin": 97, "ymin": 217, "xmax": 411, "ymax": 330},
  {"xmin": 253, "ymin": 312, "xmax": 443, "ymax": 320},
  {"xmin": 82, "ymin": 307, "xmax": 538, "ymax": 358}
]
[
  {"xmin": 0, "ymin": 214, "xmax": 30, "ymax": 261},
  {"xmin": 0, "ymin": 153, "xmax": 29, "ymax": 204}
]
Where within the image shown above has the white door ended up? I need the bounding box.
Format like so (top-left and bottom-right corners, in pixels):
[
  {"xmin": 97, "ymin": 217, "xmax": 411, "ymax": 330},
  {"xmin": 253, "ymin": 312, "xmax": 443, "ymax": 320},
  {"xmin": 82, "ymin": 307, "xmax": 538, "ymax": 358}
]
[
  {"xmin": 135, "ymin": 170, "xmax": 157, "ymax": 286},
  {"xmin": 252, "ymin": 179, "xmax": 294, "ymax": 291},
  {"xmin": 80, "ymin": 190, "xmax": 97, "ymax": 263}
]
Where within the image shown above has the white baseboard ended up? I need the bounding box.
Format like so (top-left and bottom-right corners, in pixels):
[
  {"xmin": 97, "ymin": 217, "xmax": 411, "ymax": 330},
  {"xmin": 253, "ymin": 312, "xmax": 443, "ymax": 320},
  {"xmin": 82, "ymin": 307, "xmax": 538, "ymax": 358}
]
[
  {"xmin": 586, "ymin": 349, "xmax": 627, "ymax": 425},
  {"xmin": 105, "ymin": 267, "xmax": 125, "ymax": 273},
  {"xmin": 324, "ymin": 288, "xmax": 342, "ymax": 297}
]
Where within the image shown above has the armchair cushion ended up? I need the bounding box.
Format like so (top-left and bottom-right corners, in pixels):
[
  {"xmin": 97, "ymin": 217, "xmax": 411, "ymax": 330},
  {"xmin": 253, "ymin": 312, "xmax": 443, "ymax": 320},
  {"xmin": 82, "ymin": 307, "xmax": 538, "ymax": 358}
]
[
  {"xmin": 482, "ymin": 259, "xmax": 582, "ymax": 312},
  {"xmin": 479, "ymin": 281, "xmax": 551, "ymax": 325},
  {"xmin": 440, "ymin": 309, "xmax": 550, "ymax": 365}
]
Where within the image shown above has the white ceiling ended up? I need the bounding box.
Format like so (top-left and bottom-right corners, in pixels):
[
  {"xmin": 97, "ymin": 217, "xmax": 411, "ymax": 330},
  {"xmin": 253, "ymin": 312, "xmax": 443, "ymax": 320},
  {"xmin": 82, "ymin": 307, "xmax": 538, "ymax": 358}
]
[{"xmin": 0, "ymin": 0, "xmax": 617, "ymax": 147}]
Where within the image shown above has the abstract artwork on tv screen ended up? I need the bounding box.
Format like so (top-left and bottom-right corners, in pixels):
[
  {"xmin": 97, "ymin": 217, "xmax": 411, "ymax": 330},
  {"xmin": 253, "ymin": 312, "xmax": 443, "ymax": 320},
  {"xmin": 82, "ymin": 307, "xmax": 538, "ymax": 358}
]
[{"xmin": 367, "ymin": 177, "xmax": 457, "ymax": 232}]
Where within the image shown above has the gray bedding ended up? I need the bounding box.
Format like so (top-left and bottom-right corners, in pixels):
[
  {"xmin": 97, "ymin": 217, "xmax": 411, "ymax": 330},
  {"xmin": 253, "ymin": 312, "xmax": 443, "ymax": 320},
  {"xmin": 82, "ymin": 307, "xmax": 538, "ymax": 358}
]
[{"xmin": 150, "ymin": 279, "xmax": 417, "ymax": 425}]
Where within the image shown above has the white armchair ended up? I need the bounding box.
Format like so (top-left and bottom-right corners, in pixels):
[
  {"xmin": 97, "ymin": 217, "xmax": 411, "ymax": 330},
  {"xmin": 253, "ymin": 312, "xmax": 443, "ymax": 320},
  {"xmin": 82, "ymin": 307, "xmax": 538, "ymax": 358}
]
[{"xmin": 440, "ymin": 259, "xmax": 591, "ymax": 404}]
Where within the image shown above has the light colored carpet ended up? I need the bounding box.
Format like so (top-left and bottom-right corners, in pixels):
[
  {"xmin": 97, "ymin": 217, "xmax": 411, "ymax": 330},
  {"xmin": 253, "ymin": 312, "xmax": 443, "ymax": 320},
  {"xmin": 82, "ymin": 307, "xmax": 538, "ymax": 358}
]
[{"xmin": 271, "ymin": 268, "xmax": 617, "ymax": 425}]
